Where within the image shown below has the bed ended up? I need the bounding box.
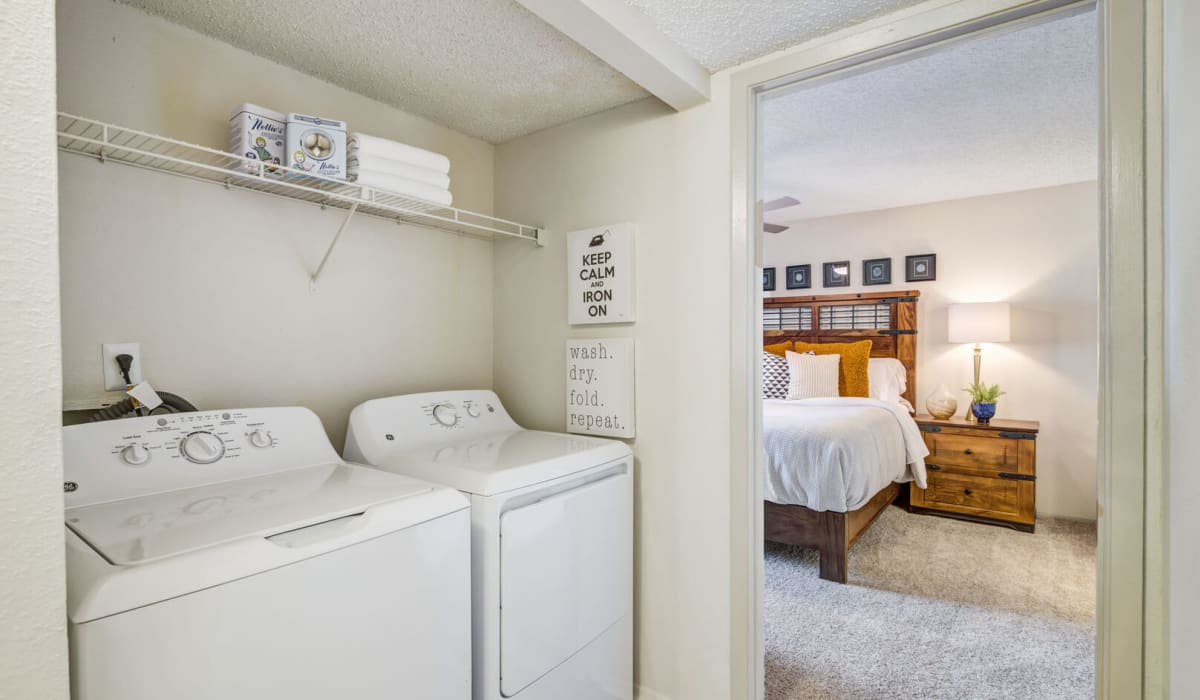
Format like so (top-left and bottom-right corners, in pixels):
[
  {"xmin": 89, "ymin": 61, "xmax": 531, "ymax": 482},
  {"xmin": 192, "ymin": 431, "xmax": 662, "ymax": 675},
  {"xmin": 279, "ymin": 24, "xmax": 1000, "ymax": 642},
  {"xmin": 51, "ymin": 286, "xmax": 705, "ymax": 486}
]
[{"xmin": 762, "ymin": 290, "xmax": 925, "ymax": 583}]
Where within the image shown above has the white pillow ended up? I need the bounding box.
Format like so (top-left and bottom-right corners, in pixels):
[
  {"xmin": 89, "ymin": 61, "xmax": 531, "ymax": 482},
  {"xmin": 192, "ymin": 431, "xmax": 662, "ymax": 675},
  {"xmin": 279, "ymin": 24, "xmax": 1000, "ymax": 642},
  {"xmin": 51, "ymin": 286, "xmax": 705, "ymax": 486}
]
[
  {"xmin": 785, "ymin": 351, "xmax": 841, "ymax": 400},
  {"xmin": 868, "ymin": 358, "xmax": 907, "ymax": 403}
]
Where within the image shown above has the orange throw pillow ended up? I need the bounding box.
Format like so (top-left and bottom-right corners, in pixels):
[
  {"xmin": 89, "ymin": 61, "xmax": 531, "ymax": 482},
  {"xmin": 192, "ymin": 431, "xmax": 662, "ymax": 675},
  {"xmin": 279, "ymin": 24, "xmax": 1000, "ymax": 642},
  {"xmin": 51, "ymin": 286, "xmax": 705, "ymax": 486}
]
[
  {"xmin": 763, "ymin": 341, "xmax": 793, "ymax": 357},
  {"xmin": 792, "ymin": 340, "xmax": 873, "ymax": 397}
]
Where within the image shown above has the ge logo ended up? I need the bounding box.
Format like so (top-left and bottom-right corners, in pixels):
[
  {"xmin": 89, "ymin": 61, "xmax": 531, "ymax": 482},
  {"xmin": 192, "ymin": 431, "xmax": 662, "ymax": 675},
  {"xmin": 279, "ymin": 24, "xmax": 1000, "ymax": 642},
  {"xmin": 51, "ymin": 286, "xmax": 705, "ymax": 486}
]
[{"xmin": 64, "ymin": 481, "xmax": 79, "ymax": 493}]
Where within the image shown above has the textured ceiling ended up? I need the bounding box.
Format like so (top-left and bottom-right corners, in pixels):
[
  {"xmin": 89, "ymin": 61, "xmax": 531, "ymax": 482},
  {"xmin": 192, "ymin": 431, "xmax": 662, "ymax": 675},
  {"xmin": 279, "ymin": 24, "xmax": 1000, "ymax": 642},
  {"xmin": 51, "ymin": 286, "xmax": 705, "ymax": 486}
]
[
  {"xmin": 761, "ymin": 9, "xmax": 1099, "ymax": 222},
  {"xmin": 118, "ymin": 0, "xmax": 649, "ymax": 143},
  {"xmin": 625, "ymin": 0, "xmax": 930, "ymax": 71}
]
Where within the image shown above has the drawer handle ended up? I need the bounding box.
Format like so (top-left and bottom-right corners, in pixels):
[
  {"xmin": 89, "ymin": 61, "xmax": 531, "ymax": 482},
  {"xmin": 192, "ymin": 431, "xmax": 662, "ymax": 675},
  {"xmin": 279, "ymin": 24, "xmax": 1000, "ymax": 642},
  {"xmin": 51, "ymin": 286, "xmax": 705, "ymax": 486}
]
[
  {"xmin": 927, "ymin": 464, "xmax": 942, "ymax": 471},
  {"xmin": 964, "ymin": 448, "xmax": 974, "ymax": 455},
  {"xmin": 998, "ymin": 431, "xmax": 1036, "ymax": 440},
  {"xmin": 999, "ymin": 472, "xmax": 1037, "ymax": 482},
  {"xmin": 963, "ymin": 488, "xmax": 973, "ymax": 496}
]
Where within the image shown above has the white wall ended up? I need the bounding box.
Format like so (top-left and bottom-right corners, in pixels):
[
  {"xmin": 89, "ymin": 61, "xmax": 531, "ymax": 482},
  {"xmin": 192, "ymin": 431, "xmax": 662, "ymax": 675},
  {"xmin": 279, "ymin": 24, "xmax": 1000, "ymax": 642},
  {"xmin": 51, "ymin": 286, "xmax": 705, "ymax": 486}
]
[
  {"xmin": 1164, "ymin": 0, "xmax": 1198, "ymax": 693},
  {"xmin": 0, "ymin": 0, "xmax": 70, "ymax": 697},
  {"xmin": 494, "ymin": 94, "xmax": 734, "ymax": 700},
  {"xmin": 56, "ymin": 0, "xmax": 497, "ymax": 447},
  {"xmin": 764, "ymin": 183, "xmax": 1099, "ymax": 520}
]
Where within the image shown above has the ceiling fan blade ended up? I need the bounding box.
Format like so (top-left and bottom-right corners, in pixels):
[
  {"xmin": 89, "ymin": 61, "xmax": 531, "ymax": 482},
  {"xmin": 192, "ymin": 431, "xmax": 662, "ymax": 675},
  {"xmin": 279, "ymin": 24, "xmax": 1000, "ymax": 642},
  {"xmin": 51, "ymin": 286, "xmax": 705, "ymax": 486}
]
[
  {"xmin": 763, "ymin": 223, "xmax": 789, "ymax": 234},
  {"xmin": 762, "ymin": 196, "xmax": 801, "ymax": 212}
]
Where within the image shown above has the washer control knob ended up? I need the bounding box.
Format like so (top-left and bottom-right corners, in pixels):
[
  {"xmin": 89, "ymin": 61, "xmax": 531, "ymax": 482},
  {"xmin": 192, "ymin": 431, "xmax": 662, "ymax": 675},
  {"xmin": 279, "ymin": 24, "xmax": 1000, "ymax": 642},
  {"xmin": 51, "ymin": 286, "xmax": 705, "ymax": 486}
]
[
  {"xmin": 466, "ymin": 404, "xmax": 481, "ymax": 418},
  {"xmin": 248, "ymin": 429, "xmax": 272, "ymax": 448},
  {"xmin": 120, "ymin": 444, "xmax": 150, "ymax": 466},
  {"xmin": 180, "ymin": 431, "xmax": 225, "ymax": 464},
  {"xmin": 433, "ymin": 403, "xmax": 459, "ymax": 427}
]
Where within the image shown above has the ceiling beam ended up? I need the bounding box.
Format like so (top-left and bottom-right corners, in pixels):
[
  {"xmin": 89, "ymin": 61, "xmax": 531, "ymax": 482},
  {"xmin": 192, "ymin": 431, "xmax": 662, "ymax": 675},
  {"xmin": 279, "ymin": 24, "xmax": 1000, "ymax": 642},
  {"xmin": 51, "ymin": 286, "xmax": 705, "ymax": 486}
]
[{"xmin": 513, "ymin": 0, "xmax": 710, "ymax": 111}]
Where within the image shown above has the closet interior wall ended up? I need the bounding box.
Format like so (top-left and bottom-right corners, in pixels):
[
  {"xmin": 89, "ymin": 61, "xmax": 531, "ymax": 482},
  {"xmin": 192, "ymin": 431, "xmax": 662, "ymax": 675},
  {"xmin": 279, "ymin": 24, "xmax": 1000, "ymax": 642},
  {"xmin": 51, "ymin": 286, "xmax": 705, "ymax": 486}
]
[{"xmin": 56, "ymin": 0, "xmax": 496, "ymax": 446}]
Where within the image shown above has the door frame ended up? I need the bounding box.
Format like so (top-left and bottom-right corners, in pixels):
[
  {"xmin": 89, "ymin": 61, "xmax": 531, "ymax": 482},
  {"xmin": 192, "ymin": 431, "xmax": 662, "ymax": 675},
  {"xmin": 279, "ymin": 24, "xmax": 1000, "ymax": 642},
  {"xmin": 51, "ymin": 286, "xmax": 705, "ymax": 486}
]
[{"xmin": 727, "ymin": 1, "xmax": 1161, "ymax": 697}]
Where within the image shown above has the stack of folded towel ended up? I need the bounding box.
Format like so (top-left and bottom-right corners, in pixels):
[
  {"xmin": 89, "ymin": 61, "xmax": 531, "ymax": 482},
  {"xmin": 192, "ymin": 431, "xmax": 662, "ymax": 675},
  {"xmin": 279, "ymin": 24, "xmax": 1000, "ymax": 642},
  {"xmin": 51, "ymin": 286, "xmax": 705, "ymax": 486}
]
[{"xmin": 348, "ymin": 133, "xmax": 453, "ymax": 207}]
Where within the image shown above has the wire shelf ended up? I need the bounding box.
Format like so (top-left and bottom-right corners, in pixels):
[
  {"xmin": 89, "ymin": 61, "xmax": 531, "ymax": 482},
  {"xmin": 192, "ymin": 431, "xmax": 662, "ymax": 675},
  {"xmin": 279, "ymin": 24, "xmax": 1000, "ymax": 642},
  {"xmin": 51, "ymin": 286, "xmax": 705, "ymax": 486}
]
[{"xmin": 56, "ymin": 113, "xmax": 542, "ymax": 246}]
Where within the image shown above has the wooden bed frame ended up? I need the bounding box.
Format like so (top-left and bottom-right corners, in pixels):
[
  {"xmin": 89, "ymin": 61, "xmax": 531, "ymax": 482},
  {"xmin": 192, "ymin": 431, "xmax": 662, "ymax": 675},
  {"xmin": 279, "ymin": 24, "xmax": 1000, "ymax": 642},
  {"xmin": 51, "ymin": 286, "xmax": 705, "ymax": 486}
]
[{"xmin": 762, "ymin": 289, "xmax": 919, "ymax": 583}]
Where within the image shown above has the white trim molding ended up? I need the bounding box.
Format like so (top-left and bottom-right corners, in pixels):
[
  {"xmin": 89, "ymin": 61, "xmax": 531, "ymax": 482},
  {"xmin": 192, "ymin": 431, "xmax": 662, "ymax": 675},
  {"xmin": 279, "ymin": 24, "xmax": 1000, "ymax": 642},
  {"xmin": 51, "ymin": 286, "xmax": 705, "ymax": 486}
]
[{"xmin": 635, "ymin": 684, "xmax": 673, "ymax": 700}]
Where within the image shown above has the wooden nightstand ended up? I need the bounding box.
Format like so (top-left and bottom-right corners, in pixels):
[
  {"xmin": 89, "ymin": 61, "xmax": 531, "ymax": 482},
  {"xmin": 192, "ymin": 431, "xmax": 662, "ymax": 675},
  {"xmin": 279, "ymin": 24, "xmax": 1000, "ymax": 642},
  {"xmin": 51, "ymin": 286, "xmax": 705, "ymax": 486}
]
[{"xmin": 909, "ymin": 415, "xmax": 1039, "ymax": 532}]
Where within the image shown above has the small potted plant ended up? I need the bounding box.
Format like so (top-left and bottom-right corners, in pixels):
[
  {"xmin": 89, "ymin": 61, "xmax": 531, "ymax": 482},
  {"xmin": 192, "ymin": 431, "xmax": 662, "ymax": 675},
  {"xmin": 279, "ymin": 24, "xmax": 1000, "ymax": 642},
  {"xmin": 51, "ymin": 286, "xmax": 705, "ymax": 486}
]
[{"xmin": 964, "ymin": 382, "xmax": 1006, "ymax": 424}]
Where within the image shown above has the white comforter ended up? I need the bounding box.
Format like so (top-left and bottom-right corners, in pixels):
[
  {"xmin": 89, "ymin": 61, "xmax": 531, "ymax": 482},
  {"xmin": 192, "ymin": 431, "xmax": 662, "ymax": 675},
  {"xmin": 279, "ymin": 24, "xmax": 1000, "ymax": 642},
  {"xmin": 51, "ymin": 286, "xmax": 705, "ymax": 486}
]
[{"xmin": 763, "ymin": 398, "xmax": 930, "ymax": 513}]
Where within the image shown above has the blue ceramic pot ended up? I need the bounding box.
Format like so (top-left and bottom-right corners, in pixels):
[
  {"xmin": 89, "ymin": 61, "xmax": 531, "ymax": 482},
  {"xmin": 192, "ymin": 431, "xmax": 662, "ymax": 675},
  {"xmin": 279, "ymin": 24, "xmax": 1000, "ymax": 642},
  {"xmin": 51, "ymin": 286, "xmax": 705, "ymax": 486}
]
[{"xmin": 972, "ymin": 402, "xmax": 997, "ymax": 424}]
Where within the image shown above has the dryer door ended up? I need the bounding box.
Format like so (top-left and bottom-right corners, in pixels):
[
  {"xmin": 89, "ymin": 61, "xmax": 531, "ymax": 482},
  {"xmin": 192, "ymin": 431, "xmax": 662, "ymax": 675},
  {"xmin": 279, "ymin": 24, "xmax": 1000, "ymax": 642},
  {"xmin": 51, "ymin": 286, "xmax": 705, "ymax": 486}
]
[{"xmin": 499, "ymin": 470, "xmax": 631, "ymax": 696}]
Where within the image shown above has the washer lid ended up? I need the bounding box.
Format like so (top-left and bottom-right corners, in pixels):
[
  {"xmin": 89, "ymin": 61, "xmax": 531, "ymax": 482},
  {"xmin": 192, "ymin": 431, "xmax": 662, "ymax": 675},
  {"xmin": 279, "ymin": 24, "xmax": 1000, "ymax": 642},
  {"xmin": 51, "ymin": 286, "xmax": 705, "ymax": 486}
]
[
  {"xmin": 66, "ymin": 463, "xmax": 435, "ymax": 566},
  {"xmin": 369, "ymin": 430, "xmax": 631, "ymax": 496}
]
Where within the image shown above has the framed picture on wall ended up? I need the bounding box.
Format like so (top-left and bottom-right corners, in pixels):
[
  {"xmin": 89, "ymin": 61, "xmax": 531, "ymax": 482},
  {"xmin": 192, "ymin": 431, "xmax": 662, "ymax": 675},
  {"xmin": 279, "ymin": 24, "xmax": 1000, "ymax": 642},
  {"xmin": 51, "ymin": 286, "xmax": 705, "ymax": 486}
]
[
  {"xmin": 905, "ymin": 253, "xmax": 937, "ymax": 282},
  {"xmin": 785, "ymin": 264, "xmax": 811, "ymax": 290},
  {"xmin": 823, "ymin": 261, "xmax": 850, "ymax": 287},
  {"xmin": 763, "ymin": 267, "xmax": 776, "ymax": 291},
  {"xmin": 863, "ymin": 258, "xmax": 891, "ymax": 285}
]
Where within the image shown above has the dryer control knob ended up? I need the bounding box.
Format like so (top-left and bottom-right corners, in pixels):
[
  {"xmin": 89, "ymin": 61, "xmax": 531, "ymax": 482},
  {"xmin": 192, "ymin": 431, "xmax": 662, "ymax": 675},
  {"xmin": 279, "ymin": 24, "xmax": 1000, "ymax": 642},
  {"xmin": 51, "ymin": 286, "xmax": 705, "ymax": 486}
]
[
  {"xmin": 433, "ymin": 403, "xmax": 459, "ymax": 427},
  {"xmin": 180, "ymin": 431, "xmax": 226, "ymax": 464},
  {"xmin": 466, "ymin": 404, "xmax": 481, "ymax": 418},
  {"xmin": 120, "ymin": 444, "xmax": 150, "ymax": 466},
  {"xmin": 248, "ymin": 429, "xmax": 272, "ymax": 448}
]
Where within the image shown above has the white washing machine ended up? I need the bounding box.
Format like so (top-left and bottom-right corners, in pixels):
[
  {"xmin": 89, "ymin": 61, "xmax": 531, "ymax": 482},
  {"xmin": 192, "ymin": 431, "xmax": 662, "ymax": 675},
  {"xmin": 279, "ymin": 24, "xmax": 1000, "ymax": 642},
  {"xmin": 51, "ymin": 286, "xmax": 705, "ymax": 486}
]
[
  {"xmin": 344, "ymin": 390, "xmax": 633, "ymax": 700},
  {"xmin": 64, "ymin": 406, "xmax": 472, "ymax": 700}
]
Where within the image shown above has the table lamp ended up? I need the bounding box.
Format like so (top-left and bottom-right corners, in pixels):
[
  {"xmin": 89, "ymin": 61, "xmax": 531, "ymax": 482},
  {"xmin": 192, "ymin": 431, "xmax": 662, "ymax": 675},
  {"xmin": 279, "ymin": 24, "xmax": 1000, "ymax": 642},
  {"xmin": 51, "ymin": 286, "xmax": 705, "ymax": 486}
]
[{"xmin": 948, "ymin": 302, "xmax": 1011, "ymax": 422}]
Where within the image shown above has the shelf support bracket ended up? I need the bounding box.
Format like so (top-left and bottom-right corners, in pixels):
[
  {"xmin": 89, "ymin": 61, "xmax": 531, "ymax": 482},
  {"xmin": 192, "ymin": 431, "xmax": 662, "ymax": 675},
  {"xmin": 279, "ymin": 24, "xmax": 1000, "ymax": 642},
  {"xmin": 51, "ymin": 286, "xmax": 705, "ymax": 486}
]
[{"xmin": 309, "ymin": 203, "xmax": 359, "ymax": 290}]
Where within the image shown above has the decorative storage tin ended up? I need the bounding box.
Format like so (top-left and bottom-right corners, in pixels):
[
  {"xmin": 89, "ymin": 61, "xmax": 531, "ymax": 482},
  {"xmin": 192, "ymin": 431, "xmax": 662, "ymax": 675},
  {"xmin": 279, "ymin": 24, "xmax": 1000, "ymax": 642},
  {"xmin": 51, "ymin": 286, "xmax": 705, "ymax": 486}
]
[
  {"xmin": 229, "ymin": 103, "xmax": 286, "ymax": 177},
  {"xmin": 286, "ymin": 113, "xmax": 347, "ymax": 180}
]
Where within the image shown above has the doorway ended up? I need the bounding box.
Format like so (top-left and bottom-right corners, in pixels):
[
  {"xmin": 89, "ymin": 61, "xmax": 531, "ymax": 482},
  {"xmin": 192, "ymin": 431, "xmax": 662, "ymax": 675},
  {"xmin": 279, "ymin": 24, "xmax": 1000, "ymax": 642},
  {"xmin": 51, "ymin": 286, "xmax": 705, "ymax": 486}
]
[{"xmin": 727, "ymin": 1, "xmax": 1156, "ymax": 698}]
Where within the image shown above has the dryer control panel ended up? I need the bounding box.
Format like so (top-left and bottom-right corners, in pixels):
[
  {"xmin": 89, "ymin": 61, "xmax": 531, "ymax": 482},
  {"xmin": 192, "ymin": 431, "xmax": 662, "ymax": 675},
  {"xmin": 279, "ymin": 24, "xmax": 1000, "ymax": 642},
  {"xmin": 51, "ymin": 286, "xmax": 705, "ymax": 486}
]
[
  {"xmin": 344, "ymin": 390, "xmax": 522, "ymax": 464},
  {"xmin": 63, "ymin": 407, "xmax": 341, "ymax": 509}
]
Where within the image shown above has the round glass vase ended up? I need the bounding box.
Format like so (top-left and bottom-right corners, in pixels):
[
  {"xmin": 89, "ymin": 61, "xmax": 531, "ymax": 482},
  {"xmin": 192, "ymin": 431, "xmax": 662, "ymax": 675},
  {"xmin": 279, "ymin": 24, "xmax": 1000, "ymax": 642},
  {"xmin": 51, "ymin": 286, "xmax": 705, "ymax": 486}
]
[{"xmin": 925, "ymin": 384, "xmax": 958, "ymax": 420}]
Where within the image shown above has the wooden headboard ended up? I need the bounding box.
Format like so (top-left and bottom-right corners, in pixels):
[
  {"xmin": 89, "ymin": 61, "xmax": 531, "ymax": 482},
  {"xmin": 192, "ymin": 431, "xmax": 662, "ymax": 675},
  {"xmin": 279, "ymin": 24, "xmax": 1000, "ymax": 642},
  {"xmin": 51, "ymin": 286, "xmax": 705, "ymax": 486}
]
[{"xmin": 763, "ymin": 290, "xmax": 919, "ymax": 407}]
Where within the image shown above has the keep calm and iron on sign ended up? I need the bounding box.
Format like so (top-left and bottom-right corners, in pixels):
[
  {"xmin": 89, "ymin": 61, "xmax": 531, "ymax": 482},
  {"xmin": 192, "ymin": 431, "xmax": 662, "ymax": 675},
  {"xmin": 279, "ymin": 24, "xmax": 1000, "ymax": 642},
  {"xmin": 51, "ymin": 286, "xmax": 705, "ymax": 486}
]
[
  {"xmin": 566, "ymin": 338, "xmax": 635, "ymax": 439},
  {"xmin": 567, "ymin": 223, "xmax": 636, "ymax": 325}
]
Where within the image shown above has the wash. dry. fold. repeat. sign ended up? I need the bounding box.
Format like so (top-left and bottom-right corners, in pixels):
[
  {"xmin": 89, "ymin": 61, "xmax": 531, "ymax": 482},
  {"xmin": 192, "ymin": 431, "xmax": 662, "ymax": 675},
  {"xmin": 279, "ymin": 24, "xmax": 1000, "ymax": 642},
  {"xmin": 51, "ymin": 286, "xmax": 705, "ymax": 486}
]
[
  {"xmin": 567, "ymin": 223, "xmax": 636, "ymax": 325},
  {"xmin": 566, "ymin": 337, "xmax": 635, "ymax": 439}
]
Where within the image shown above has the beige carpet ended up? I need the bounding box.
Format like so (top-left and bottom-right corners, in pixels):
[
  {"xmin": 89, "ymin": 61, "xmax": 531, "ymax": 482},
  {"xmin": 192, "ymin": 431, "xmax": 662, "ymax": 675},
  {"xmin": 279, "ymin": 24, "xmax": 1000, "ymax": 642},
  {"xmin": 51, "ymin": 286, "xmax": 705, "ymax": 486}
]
[{"xmin": 765, "ymin": 506, "xmax": 1095, "ymax": 700}]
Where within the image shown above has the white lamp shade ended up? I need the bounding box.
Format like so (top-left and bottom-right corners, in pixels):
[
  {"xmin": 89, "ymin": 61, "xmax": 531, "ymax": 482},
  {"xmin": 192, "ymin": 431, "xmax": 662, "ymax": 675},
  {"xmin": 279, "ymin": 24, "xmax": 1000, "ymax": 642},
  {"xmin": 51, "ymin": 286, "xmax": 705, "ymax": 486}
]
[{"xmin": 948, "ymin": 302, "xmax": 1011, "ymax": 343}]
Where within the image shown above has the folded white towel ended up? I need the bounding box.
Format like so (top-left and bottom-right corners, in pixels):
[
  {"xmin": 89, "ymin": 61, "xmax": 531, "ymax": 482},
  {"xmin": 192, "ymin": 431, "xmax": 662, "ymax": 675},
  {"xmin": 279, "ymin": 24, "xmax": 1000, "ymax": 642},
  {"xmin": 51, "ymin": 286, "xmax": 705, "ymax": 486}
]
[
  {"xmin": 348, "ymin": 133, "xmax": 450, "ymax": 174},
  {"xmin": 354, "ymin": 169, "xmax": 453, "ymax": 207},
  {"xmin": 348, "ymin": 153, "xmax": 450, "ymax": 189}
]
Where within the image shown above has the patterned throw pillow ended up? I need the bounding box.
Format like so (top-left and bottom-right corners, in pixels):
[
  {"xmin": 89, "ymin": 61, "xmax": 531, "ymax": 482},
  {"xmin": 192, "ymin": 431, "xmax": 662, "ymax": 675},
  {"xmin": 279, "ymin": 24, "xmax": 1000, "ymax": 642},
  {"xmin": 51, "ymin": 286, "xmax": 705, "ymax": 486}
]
[{"xmin": 762, "ymin": 351, "xmax": 790, "ymax": 399}]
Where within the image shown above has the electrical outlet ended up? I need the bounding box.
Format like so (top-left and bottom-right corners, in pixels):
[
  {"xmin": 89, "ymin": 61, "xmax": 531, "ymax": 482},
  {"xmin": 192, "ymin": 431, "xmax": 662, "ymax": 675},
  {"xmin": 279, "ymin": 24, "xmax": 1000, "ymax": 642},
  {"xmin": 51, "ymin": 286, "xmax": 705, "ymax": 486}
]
[{"xmin": 101, "ymin": 343, "xmax": 142, "ymax": 391}]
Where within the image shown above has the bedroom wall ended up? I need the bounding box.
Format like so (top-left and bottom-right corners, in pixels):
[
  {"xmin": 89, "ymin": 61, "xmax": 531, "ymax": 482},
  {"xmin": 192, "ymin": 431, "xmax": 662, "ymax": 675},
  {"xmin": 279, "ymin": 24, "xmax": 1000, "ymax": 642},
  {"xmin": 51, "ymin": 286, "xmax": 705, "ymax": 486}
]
[
  {"xmin": 764, "ymin": 182, "xmax": 1099, "ymax": 520},
  {"xmin": 0, "ymin": 0, "xmax": 70, "ymax": 697},
  {"xmin": 55, "ymin": 0, "xmax": 495, "ymax": 447}
]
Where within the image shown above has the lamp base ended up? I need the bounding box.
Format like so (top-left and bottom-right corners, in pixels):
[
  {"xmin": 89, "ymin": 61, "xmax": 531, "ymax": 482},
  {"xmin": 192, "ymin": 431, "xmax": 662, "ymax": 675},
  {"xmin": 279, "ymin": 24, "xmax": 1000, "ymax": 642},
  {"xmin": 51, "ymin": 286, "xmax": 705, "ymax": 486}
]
[{"xmin": 966, "ymin": 343, "xmax": 982, "ymax": 422}]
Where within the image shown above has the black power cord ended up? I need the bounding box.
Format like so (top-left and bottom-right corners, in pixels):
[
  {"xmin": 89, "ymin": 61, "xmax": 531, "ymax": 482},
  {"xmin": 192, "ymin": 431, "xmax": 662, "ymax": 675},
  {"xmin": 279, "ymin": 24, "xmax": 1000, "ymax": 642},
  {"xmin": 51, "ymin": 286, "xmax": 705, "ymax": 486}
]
[{"xmin": 88, "ymin": 352, "xmax": 199, "ymax": 422}]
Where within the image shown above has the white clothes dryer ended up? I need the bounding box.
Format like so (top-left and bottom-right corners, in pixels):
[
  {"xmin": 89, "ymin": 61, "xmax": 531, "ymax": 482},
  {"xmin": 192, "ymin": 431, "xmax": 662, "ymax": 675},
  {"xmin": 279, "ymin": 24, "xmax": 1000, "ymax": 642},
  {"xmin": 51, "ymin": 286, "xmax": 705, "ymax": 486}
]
[
  {"xmin": 64, "ymin": 407, "xmax": 471, "ymax": 700},
  {"xmin": 344, "ymin": 390, "xmax": 633, "ymax": 700}
]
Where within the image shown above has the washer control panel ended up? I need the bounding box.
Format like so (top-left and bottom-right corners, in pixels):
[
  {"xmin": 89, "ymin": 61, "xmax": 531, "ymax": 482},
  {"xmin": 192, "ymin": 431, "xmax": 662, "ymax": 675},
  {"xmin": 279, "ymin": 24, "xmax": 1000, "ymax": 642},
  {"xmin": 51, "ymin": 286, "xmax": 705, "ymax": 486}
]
[{"xmin": 64, "ymin": 407, "xmax": 336, "ymax": 509}]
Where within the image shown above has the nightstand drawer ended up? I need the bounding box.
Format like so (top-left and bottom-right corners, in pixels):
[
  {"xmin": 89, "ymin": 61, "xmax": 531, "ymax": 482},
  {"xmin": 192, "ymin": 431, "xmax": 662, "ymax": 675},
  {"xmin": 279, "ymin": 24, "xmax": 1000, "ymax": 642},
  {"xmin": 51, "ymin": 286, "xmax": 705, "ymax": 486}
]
[
  {"xmin": 920, "ymin": 471, "xmax": 1020, "ymax": 518},
  {"xmin": 924, "ymin": 433, "xmax": 1016, "ymax": 473}
]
